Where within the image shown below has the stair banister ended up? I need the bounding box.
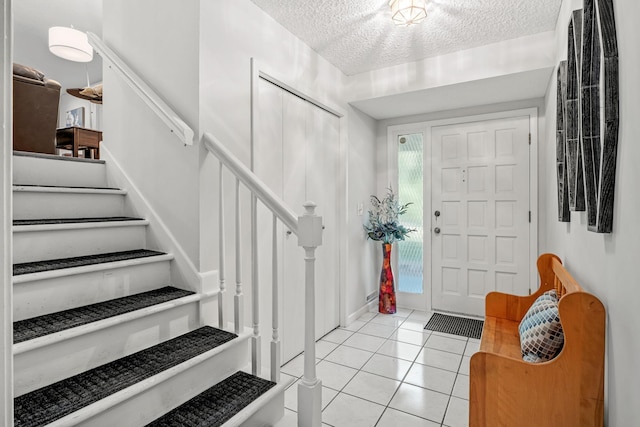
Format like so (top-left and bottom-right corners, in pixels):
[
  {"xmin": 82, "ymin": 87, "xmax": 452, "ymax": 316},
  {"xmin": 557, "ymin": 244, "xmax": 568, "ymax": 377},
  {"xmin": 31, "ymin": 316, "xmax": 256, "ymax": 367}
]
[
  {"xmin": 203, "ymin": 132, "xmax": 322, "ymax": 427},
  {"xmin": 203, "ymin": 133, "xmax": 298, "ymax": 233},
  {"xmin": 87, "ymin": 32, "xmax": 195, "ymax": 146}
]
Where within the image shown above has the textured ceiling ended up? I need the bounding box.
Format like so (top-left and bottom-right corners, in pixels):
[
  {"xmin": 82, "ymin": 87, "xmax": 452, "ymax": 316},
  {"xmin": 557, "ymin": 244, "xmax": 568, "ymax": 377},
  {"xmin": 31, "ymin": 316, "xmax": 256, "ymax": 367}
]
[{"xmin": 250, "ymin": 0, "xmax": 562, "ymax": 76}]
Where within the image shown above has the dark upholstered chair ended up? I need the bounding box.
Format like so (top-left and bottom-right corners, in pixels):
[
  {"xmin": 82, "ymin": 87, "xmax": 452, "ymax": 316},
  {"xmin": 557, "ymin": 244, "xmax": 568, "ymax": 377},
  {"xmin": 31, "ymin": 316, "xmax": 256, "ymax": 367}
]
[{"xmin": 13, "ymin": 63, "xmax": 62, "ymax": 154}]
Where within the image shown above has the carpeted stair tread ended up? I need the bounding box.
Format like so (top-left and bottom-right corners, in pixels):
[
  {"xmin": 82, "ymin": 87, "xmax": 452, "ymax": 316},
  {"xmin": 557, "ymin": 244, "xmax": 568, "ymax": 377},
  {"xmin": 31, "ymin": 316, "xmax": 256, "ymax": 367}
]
[
  {"xmin": 146, "ymin": 371, "xmax": 276, "ymax": 427},
  {"xmin": 14, "ymin": 286, "xmax": 195, "ymax": 344},
  {"xmin": 13, "ymin": 249, "xmax": 166, "ymax": 276},
  {"xmin": 13, "ymin": 217, "xmax": 144, "ymax": 226},
  {"xmin": 14, "ymin": 326, "xmax": 238, "ymax": 427}
]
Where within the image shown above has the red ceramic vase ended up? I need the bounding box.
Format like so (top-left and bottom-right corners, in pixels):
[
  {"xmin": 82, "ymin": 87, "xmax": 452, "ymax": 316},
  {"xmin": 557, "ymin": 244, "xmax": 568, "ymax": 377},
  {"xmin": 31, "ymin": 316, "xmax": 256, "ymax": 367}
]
[{"xmin": 379, "ymin": 243, "xmax": 396, "ymax": 314}]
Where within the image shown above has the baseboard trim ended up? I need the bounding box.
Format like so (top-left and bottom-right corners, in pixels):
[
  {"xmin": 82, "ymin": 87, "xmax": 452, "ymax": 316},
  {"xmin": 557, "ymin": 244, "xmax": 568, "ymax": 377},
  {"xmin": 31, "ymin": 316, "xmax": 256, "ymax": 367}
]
[{"xmin": 345, "ymin": 300, "xmax": 377, "ymax": 326}]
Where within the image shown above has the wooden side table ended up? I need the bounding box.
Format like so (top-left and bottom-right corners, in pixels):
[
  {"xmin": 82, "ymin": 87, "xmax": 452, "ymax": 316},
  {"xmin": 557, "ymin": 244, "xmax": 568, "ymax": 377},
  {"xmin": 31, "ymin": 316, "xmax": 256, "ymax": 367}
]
[{"xmin": 56, "ymin": 127, "xmax": 103, "ymax": 159}]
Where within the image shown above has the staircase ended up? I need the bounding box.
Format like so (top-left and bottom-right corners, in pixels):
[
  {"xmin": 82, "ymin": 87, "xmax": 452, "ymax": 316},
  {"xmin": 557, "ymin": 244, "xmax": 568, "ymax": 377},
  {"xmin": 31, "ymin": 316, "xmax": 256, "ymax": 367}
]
[{"xmin": 11, "ymin": 151, "xmax": 285, "ymax": 426}]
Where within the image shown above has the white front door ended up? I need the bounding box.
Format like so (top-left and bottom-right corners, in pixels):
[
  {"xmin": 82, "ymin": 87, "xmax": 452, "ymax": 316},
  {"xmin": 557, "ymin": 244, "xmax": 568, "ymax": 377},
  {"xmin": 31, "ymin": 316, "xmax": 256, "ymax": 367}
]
[{"xmin": 431, "ymin": 116, "xmax": 531, "ymax": 317}]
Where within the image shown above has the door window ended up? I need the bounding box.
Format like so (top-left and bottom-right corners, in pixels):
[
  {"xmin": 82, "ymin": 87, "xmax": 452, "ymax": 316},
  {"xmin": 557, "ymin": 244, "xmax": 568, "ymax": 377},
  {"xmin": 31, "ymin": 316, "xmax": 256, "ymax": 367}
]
[{"xmin": 397, "ymin": 133, "xmax": 424, "ymax": 294}]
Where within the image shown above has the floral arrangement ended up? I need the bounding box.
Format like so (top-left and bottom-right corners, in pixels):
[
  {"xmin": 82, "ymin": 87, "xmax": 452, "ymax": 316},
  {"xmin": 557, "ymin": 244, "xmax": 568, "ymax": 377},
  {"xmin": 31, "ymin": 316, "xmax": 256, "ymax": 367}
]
[{"xmin": 363, "ymin": 188, "xmax": 415, "ymax": 244}]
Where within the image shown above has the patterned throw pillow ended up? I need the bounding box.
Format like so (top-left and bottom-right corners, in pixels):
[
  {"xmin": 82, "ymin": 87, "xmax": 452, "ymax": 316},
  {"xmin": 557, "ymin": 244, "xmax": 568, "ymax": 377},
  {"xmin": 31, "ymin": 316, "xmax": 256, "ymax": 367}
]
[{"xmin": 519, "ymin": 290, "xmax": 564, "ymax": 363}]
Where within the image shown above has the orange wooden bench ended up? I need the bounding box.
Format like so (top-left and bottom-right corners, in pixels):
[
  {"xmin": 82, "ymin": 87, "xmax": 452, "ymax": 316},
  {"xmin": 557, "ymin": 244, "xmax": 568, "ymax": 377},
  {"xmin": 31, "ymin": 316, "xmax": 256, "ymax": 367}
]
[{"xmin": 469, "ymin": 253, "xmax": 605, "ymax": 427}]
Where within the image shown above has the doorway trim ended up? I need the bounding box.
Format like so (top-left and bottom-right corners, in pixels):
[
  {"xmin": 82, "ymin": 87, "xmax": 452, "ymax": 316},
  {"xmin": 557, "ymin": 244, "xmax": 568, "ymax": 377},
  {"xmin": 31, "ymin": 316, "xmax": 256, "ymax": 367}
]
[
  {"xmin": 1, "ymin": 0, "xmax": 13, "ymax": 422},
  {"xmin": 250, "ymin": 58, "xmax": 349, "ymax": 330},
  {"xmin": 387, "ymin": 108, "xmax": 539, "ymax": 313}
]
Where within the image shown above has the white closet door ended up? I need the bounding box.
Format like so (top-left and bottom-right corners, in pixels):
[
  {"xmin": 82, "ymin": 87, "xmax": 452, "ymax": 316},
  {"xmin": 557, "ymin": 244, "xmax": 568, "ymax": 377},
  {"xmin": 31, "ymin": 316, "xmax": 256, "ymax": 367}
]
[
  {"xmin": 307, "ymin": 105, "xmax": 340, "ymax": 337},
  {"xmin": 281, "ymin": 92, "xmax": 308, "ymax": 362},
  {"xmin": 254, "ymin": 81, "xmax": 284, "ymax": 367},
  {"xmin": 256, "ymin": 79, "xmax": 340, "ymax": 364}
]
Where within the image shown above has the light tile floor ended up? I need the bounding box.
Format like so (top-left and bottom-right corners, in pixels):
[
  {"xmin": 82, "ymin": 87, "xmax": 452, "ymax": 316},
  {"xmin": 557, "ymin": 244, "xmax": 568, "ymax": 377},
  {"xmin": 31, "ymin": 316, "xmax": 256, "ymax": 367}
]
[{"xmin": 274, "ymin": 309, "xmax": 475, "ymax": 427}]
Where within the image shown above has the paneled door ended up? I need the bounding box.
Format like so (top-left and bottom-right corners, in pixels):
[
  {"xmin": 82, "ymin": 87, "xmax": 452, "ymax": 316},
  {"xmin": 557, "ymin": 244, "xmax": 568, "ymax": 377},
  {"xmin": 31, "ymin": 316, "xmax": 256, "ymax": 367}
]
[
  {"xmin": 431, "ymin": 116, "xmax": 530, "ymax": 317},
  {"xmin": 255, "ymin": 78, "xmax": 340, "ymax": 364}
]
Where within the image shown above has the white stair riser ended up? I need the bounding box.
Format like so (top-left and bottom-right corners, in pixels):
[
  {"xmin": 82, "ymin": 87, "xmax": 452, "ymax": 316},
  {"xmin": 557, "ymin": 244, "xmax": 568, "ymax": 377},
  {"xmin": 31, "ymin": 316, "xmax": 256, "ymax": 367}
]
[
  {"xmin": 13, "ymin": 191, "xmax": 126, "ymax": 219},
  {"xmin": 236, "ymin": 389, "xmax": 285, "ymax": 427},
  {"xmin": 13, "ymin": 155, "xmax": 107, "ymax": 188},
  {"xmin": 14, "ymin": 260, "xmax": 171, "ymax": 321},
  {"xmin": 13, "ymin": 224, "xmax": 147, "ymax": 263},
  {"xmin": 74, "ymin": 337, "xmax": 250, "ymax": 427},
  {"xmin": 14, "ymin": 303, "xmax": 200, "ymax": 396}
]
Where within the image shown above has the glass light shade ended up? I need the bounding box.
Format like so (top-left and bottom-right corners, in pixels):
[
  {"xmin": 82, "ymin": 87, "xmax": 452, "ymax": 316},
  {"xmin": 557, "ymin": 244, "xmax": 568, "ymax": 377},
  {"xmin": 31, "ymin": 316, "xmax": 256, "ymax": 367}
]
[
  {"xmin": 48, "ymin": 27, "xmax": 93, "ymax": 62},
  {"xmin": 389, "ymin": 0, "xmax": 428, "ymax": 26}
]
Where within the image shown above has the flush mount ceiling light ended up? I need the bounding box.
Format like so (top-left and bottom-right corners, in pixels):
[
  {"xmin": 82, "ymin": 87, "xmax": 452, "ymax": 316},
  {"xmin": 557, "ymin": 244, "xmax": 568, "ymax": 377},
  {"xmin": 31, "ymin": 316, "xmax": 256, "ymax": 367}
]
[
  {"xmin": 48, "ymin": 26, "xmax": 93, "ymax": 62},
  {"xmin": 389, "ymin": 0, "xmax": 428, "ymax": 26}
]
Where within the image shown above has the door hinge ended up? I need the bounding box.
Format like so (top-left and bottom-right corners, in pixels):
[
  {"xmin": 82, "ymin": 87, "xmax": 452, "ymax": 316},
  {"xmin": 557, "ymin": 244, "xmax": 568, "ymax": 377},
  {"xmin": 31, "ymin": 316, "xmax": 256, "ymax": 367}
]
[
  {"xmin": 528, "ymin": 134, "xmax": 531, "ymax": 145},
  {"xmin": 529, "ymin": 211, "xmax": 532, "ymax": 223}
]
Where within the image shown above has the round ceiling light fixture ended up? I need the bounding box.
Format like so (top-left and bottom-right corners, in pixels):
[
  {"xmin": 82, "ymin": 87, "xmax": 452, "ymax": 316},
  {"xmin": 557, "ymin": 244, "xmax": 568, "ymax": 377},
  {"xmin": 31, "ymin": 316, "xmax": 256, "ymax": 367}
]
[
  {"xmin": 389, "ymin": 0, "xmax": 428, "ymax": 26},
  {"xmin": 48, "ymin": 27, "xmax": 93, "ymax": 62}
]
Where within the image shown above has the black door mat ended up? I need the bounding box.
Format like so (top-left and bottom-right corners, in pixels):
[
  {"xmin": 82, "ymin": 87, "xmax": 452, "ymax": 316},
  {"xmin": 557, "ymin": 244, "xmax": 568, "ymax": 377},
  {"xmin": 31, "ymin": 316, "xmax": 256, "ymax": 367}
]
[
  {"xmin": 14, "ymin": 286, "xmax": 194, "ymax": 344},
  {"xmin": 424, "ymin": 313, "xmax": 484, "ymax": 339},
  {"xmin": 13, "ymin": 249, "xmax": 166, "ymax": 276},
  {"xmin": 147, "ymin": 371, "xmax": 276, "ymax": 427},
  {"xmin": 14, "ymin": 217, "xmax": 144, "ymax": 226},
  {"xmin": 14, "ymin": 326, "xmax": 238, "ymax": 427}
]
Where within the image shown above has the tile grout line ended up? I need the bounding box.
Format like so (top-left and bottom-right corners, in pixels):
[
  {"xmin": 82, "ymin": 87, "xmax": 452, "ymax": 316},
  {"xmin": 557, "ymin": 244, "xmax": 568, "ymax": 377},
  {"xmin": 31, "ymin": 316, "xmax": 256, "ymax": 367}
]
[{"xmin": 280, "ymin": 308, "xmax": 474, "ymax": 426}]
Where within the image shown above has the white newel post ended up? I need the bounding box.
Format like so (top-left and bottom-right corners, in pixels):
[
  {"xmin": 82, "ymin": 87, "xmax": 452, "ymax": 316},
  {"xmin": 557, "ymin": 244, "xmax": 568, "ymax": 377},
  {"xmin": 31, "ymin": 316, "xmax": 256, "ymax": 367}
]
[{"xmin": 297, "ymin": 202, "xmax": 323, "ymax": 427}]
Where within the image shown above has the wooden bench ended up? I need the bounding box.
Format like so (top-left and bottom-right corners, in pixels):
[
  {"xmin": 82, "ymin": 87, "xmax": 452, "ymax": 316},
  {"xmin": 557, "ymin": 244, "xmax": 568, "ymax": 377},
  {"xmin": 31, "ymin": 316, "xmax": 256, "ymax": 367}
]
[{"xmin": 469, "ymin": 253, "xmax": 605, "ymax": 427}]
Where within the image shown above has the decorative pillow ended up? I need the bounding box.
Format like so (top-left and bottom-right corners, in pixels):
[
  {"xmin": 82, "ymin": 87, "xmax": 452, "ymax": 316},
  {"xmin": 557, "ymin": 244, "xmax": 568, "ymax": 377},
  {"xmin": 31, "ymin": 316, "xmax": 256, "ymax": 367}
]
[
  {"xmin": 519, "ymin": 291, "xmax": 564, "ymax": 363},
  {"xmin": 536, "ymin": 289, "xmax": 559, "ymax": 303}
]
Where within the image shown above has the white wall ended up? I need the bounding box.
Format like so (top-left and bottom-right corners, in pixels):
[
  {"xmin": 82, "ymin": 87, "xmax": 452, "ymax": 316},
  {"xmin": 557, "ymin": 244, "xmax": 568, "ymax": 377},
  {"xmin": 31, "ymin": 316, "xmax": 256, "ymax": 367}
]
[
  {"xmin": 345, "ymin": 108, "xmax": 378, "ymax": 322},
  {"xmin": 102, "ymin": 0, "xmax": 201, "ymax": 267},
  {"xmin": 199, "ymin": 0, "xmax": 378, "ymax": 330},
  {"xmin": 347, "ymin": 31, "xmax": 555, "ymax": 103},
  {"xmin": 541, "ymin": 0, "xmax": 640, "ymax": 425}
]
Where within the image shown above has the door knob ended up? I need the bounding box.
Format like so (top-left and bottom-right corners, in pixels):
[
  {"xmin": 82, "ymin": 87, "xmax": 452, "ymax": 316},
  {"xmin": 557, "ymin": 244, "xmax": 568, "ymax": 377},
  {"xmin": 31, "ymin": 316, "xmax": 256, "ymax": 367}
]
[
  {"xmin": 434, "ymin": 227, "xmax": 441, "ymax": 234},
  {"xmin": 286, "ymin": 230, "xmax": 292, "ymax": 236},
  {"xmin": 434, "ymin": 210, "xmax": 441, "ymax": 218}
]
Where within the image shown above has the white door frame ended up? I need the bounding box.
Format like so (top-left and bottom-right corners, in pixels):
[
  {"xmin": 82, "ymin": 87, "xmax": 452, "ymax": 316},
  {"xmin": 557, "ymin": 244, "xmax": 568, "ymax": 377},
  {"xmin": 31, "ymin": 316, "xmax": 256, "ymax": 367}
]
[
  {"xmin": 1, "ymin": 0, "xmax": 13, "ymax": 423},
  {"xmin": 387, "ymin": 108, "xmax": 539, "ymax": 313}
]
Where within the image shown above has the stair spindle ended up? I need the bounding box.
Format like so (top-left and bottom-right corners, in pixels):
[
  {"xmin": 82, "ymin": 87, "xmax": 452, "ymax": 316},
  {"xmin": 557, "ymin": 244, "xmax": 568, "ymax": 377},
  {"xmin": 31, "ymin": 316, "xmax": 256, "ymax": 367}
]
[
  {"xmin": 234, "ymin": 178, "xmax": 244, "ymax": 335},
  {"xmin": 251, "ymin": 195, "xmax": 261, "ymax": 375},
  {"xmin": 270, "ymin": 214, "xmax": 281, "ymax": 383},
  {"xmin": 218, "ymin": 162, "xmax": 226, "ymax": 330}
]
